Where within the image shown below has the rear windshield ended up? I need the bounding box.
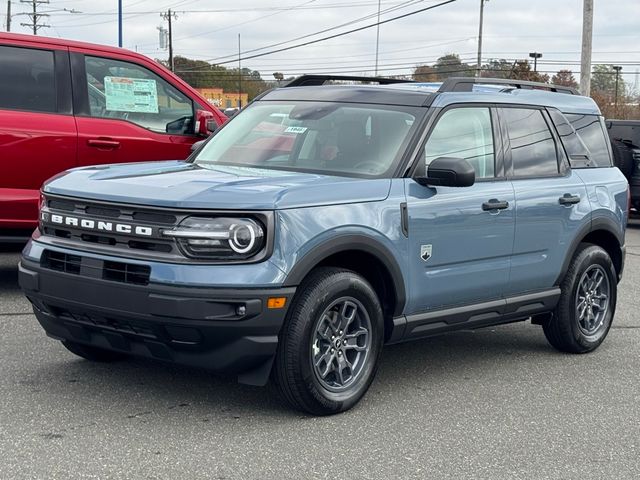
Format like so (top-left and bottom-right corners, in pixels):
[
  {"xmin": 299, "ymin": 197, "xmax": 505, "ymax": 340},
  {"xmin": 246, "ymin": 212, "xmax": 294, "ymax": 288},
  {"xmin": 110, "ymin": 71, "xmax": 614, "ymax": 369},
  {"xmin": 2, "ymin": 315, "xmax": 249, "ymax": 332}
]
[
  {"xmin": 565, "ymin": 113, "xmax": 612, "ymax": 167},
  {"xmin": 194, "ymin": 101, "xmax": 423, "ymax": 178}
]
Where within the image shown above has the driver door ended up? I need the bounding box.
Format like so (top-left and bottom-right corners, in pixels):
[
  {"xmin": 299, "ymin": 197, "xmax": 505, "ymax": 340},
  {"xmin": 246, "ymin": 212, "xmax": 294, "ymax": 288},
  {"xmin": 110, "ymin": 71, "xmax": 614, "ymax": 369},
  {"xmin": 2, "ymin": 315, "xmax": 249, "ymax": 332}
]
[
  {"xmin": 404, "ymin": 105, "xmax": 515, "ymax": 314},
  {"xmin": 73, "ymin": 53, "xmax": 198, "ymax": 167}
]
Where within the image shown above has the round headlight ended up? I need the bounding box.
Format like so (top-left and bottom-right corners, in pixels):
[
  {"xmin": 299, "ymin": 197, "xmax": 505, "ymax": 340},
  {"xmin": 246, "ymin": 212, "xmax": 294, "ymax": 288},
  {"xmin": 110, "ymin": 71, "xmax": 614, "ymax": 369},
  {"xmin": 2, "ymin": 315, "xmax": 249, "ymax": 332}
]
[{"xmin": 229, "ymin": 223, "xmax": 256, "ymax": 254}]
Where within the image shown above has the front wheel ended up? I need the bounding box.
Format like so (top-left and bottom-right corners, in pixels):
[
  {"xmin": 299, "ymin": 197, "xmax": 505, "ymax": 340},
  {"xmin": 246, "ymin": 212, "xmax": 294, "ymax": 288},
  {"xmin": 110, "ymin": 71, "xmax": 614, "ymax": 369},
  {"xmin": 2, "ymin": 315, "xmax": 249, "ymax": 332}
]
[
  {"xmin": 543, "ymin": 244, "xmax": 617, "ymax": 353},
  {"xmin": 274, "ymin": 267, "xmax": 384, "ymax": 415}
]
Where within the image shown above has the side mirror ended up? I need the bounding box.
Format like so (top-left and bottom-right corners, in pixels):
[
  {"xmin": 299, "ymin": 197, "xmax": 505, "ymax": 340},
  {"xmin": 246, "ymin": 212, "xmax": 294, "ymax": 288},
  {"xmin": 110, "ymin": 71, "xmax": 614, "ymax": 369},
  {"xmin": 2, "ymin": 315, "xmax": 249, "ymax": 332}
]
[
  {"xmin": 415, "ymin": 157, "xmax": 475, "ymax": 187},
  {"xmin": 195, "ymin": 109, "xmax": 219, "ymax": 136}
]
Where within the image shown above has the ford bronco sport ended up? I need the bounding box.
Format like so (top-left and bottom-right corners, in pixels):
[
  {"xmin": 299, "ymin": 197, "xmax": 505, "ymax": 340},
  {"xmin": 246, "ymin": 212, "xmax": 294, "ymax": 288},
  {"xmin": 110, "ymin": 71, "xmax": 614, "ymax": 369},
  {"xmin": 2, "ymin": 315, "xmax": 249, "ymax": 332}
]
[{"xmin": 19, "ymin": 75, "xmax": 628, "ymax": 415}]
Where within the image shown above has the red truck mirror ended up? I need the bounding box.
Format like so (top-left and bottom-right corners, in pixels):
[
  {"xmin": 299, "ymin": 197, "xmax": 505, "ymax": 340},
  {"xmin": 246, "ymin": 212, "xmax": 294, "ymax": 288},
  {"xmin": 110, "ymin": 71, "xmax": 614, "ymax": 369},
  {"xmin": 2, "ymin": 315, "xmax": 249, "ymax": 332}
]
[{"xmin": 195, "ymin": 109, "xmax": 218, "ymax": 136}]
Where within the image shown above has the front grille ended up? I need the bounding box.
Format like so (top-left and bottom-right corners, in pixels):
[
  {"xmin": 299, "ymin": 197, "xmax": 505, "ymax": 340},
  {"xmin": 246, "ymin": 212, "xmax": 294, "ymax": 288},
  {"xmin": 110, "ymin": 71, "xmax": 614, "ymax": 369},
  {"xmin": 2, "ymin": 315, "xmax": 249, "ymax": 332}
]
[
  {"xmin": 41, "ymin": 250, "xmax": 81, "ymax": 275},
  {"xmin": 41, "ymin": 196, "xmax": 180, "ymax": 258},
  {"xmin": 41, "ymin": 249, "xmax": 151, "ymax": 286},
  {"xmin": 103, "ymin": 261, "xmax": 151, "ymax": 285}
]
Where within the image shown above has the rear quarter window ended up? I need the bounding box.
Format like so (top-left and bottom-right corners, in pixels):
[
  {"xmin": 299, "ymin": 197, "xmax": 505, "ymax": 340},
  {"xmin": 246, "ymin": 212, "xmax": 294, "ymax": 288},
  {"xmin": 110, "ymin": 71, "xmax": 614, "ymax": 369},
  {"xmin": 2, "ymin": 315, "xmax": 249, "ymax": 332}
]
[{"xmin": 565, "ymin": 113, "xmax": 612, "ymax": 167}]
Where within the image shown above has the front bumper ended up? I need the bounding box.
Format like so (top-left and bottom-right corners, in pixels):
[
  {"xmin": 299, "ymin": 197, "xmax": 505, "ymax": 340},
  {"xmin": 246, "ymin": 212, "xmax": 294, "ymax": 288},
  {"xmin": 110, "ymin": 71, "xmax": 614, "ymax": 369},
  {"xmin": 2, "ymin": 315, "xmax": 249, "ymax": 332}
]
[{"xmin": 19, "ymin": 258, "xmax": 295, "ymax": 386}]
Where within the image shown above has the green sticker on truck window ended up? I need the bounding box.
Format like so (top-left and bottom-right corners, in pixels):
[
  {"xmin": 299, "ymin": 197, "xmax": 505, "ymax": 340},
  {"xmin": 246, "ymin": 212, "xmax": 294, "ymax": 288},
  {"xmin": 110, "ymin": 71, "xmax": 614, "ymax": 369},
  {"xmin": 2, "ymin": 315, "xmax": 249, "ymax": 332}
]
[{"xmin": 104, "ymin": 76, "xmax": 159, "ymax": 113}]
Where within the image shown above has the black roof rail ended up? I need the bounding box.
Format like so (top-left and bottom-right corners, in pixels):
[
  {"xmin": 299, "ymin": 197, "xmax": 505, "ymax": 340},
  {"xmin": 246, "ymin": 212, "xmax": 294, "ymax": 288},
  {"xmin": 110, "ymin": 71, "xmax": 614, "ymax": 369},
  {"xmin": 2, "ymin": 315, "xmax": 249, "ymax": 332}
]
[
  {"xmin": 283, "ymin": 74, "xmax": 414, "ymax": 88},
  {"xmin": 438, "ymin": 77, "xmax": 580, "ymax": 95}
]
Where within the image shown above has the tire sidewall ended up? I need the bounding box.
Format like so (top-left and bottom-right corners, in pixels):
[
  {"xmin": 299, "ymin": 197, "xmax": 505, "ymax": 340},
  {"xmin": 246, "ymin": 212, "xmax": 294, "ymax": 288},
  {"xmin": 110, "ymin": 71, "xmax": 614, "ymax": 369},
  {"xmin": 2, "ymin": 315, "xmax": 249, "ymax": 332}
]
[
  {"xmin": 563, "ymin": 246, "xmax": 617, "ymax": 350},
  {"xmin": 288, "ymin": 272, "xmax": 383, "ymax": 413}
]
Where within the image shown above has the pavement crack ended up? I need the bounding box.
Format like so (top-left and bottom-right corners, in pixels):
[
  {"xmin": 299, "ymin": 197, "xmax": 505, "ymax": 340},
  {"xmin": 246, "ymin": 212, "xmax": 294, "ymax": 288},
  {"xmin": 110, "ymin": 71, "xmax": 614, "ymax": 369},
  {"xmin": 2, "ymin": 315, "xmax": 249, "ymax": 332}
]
[{"xmin": 0, "ymin": 312, "xmax": 32, "ymax": 316}]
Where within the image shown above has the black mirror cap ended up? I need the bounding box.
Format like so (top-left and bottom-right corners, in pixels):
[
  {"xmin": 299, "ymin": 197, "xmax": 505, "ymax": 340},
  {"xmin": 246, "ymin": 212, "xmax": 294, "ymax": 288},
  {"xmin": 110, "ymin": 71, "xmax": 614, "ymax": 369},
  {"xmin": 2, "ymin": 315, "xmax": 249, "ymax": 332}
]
[{"xmin": 415, "ymin": 157, "xmax": 475, "ymax": 187}]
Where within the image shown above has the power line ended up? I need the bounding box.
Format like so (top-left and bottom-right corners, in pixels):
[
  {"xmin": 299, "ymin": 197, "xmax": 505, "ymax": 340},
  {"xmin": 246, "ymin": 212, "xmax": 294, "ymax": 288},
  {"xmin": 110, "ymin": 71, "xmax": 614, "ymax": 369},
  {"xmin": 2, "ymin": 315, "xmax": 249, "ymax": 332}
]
[
  {"xmin": 199, "ymin": 0, "xmax": 427, "ymax": 65},
  {"xmin": 191, "ymin": 0, "xmax": 457, "ymax": 68},
  {"xmin": 135, "ymin": 0, "xmax": 320, "ymax": 49}
]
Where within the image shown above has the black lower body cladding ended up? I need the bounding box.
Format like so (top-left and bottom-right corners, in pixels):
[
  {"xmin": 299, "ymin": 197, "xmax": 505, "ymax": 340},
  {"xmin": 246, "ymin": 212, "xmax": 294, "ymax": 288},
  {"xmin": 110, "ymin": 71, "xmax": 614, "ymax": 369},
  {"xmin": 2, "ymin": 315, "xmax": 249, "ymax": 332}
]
[{"xmin": 18, "ymin": 259, "xmax": 295, "ymax": 386}]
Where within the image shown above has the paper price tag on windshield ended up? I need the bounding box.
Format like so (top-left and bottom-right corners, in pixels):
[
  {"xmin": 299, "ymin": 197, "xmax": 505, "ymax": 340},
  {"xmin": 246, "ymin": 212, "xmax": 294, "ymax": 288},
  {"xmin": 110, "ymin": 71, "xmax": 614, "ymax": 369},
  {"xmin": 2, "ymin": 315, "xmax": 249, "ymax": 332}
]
[
  {"xmin": 284, "ymin": 126, "xmax": 307, "ymax": 134},
  {"xmin": 104, "ymin": 76, "xmax": 159, "ymax": 113}
]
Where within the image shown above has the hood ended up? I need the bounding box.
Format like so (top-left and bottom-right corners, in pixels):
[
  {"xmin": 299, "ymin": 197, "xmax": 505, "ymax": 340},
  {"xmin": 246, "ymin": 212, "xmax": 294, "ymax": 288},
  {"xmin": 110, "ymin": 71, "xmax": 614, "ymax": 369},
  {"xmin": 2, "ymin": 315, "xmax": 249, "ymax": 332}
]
[{"xmin": 43, "ymin": 161, "xmax": 392, "ymax": 210}]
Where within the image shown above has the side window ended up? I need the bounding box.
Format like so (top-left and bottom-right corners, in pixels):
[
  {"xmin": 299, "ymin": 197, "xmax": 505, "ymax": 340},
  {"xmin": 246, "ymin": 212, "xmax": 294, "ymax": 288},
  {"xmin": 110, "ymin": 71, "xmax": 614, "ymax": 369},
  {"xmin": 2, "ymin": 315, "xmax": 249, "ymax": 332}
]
[
  {"xmin": 424, "ymin": 107, "xmax": 495, "ymax": 179},
  {"xmin": 0, "ymin": 45, "xmax": 56, "ymax": 113},
  {"xmin": 84, "ymin": 56, "xmax": 194, "ymax": 134},
  {"xmin": 502, "ymin": 108, "xmax": 558, "ymax": 177},
  {"xmin": 565, "ymin": 113, "xmax": 612, "ymax": 167}
]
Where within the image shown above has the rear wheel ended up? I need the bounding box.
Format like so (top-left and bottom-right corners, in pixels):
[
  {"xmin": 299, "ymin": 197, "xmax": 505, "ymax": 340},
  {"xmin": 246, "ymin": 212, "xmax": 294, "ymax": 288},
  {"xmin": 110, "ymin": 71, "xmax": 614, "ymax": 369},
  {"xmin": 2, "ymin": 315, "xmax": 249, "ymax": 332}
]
[
  {"xmin": 274, "ymin": 267, "xmax": 384, "ymax": 415},
  {"xmin": 61, "ymin": 341, "xmax": 127, "ymax": 362},
  {"xmin": 543, "ymin": 244, "xmax": 617, "ymax": 353}
]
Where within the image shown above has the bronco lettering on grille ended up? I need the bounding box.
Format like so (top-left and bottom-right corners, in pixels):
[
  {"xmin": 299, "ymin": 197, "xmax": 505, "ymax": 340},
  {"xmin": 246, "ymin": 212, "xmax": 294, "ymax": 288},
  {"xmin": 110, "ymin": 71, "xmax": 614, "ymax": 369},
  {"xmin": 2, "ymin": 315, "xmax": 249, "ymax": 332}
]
[{"xmin": 43, "ymin": 212, "xmax": 153, "ymax": 236}]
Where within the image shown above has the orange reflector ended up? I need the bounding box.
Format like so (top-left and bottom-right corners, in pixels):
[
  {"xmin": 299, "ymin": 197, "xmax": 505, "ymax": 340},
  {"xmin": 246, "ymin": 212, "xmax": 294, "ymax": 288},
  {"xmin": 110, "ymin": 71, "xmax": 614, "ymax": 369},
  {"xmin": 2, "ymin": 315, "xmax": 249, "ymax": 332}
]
[{"xmin": 267, "ymin": 297, "xmax": 287, "ymax": 309}]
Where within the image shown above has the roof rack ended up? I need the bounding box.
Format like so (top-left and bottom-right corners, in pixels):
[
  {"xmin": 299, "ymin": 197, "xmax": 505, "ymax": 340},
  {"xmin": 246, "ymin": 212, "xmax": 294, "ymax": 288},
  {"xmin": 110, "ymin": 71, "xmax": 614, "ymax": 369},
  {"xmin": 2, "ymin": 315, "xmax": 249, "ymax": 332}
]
[
  {"xmin": 283, "ymin": 74, "xmax": 414, "ymax": 88},
  {"xmin": 438, "ymin": 77, "xmax": 580, "ymax": 95}
]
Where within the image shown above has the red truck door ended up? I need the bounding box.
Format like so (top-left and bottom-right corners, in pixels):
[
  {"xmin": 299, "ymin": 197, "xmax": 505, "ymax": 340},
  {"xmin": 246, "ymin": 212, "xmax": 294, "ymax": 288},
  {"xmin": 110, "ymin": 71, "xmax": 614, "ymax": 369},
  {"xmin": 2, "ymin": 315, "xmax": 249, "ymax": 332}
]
[
  {"xmin": 70, "ymin": 52, "xmax": 206, "ymax": 167},
  {"xmin": 0, "ymin": 44, "xmax": 76, "ymax": 234}
]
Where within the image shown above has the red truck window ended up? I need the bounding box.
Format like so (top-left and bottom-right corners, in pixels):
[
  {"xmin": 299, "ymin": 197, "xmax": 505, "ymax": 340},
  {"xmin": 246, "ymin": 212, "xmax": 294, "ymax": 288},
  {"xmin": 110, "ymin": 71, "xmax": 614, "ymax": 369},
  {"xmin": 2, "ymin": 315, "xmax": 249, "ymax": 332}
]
[
  {"xmin": 84, "ymin": 55, "xmax": 195, "ymax": 135},
  {"xmin": 0, "ymin": 45, "xmax": 56, "ymax": 113}
]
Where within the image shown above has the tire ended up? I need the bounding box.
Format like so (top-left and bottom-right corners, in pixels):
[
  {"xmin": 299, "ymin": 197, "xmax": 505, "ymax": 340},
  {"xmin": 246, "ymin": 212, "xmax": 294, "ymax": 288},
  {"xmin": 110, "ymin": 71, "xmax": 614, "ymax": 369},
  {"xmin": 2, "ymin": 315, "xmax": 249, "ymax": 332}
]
[
  {"xmin": 543, "ymin": 244, "xmax": 617, "ymax": 353},
  {"xmin": 274, "ymin": 267, "xmax": 384, "ymax": 415},
  {"xmin": 611, "ymin": 139, "xmax": 634, "ymax": 179},
  {"xmin": 61, "ymin": 340, "xmax": 127, "ymax": 362}
]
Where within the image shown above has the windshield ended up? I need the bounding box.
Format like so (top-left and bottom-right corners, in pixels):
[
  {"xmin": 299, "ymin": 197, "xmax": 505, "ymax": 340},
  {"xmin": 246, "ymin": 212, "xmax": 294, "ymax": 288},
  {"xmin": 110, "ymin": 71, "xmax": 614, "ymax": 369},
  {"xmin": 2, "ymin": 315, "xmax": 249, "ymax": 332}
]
[{"xmin": 194, "ymin": 101, "xmax": 422, "ymax": 178}]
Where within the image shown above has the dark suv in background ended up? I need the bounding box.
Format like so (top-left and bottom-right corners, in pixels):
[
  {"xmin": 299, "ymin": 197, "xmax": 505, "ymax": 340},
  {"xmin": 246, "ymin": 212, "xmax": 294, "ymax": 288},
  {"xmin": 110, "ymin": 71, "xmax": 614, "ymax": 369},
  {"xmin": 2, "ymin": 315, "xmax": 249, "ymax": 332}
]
[{"xmin": 607, "ymin": 120, "xmax": 640, "ymax": 210}]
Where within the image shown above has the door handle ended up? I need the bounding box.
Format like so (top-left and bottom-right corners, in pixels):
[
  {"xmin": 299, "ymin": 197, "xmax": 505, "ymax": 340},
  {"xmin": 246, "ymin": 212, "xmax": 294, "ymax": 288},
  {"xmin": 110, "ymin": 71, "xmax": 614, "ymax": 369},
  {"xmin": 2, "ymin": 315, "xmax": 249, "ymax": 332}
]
[
  {"xmin": 482, "ymin": 199, "xmax": 509, "ymax": 211},
  {"xmin": 559, "ymin": 193, "xmax": 581, "ymax": 205},
  {"xmin": 87, "ymin": 139, "xmax": 120, "ymax": 149}
]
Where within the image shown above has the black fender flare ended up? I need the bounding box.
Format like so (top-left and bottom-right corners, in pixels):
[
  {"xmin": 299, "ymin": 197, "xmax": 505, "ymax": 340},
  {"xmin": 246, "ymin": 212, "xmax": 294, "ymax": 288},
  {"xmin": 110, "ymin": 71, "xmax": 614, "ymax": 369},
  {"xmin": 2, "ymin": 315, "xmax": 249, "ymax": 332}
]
[
  {"xmin": 556, "ymin": 215, "xmax": 624, "ymax": 285},
  {"xmin": 282, "ymin": 234, "xmax": 407, "ymax": 316}
]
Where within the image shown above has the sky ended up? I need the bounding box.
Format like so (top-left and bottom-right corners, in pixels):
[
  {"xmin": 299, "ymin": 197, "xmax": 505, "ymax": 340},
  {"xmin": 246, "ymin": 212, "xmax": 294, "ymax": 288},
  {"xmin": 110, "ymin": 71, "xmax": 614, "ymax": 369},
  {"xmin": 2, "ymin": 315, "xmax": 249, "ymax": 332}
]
[{"xmin": 4, "ymin": 0, "xmax": 640, "ymax": 89}]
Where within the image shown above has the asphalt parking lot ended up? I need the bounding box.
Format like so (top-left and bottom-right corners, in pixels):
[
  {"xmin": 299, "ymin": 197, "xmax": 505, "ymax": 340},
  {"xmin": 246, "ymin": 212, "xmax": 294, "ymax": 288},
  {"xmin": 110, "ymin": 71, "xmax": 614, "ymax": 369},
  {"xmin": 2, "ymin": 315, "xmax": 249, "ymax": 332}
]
[{"xmin": 1, "ymin": 222, "xmax": 640, "ymax": 480}]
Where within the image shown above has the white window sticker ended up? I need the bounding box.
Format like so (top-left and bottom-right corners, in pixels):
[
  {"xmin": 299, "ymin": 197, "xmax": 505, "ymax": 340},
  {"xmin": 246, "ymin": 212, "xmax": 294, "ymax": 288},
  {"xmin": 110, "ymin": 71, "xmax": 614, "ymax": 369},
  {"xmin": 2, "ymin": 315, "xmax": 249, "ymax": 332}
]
[
  {"xmin": 104, "ymin": 76, "xmax": 159, "ymax": 113},
  {"xmin": 284, "ymin": 126, "xmax": 307, "ymax": 134}
]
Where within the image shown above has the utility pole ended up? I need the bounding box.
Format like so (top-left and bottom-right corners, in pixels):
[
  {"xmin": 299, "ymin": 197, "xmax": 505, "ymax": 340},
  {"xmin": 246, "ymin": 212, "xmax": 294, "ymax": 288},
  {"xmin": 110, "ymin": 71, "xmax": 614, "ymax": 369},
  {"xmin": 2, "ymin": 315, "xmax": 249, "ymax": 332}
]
[
  {"xmin": 476, "ymin": 0, "xmax": 487, "ymax": 78},
  {"xmin": 613, "ymin": 65, "xmax": 622, "ymax": 117},
  {"xmin": 6, "ymin": 1, "xmax": 10, "ymax": 31},
  {"xmin": 238, "ymin": 33, "xmax": 242, "ymax": 109},
  {"xmin": 374, "ymin": 0, "xmax": 381, "ymax": 76},
  {"xmin": 160, "ymin": 9, "xmax": 177, "ymax": 72},
  {"xmin": 118, "ymin": 0, "xmax": 122, "ymax": 47},
  {"xmin": 580, "ymin": 0, "xmax": 593, "ymax": 95},
  {"xmin": 529, "ymin": 52, "xmax": 542, "ymax": 72},
  {"xmin": 20, "ymin": 0, "xmax": 49, "ymax": 35}
]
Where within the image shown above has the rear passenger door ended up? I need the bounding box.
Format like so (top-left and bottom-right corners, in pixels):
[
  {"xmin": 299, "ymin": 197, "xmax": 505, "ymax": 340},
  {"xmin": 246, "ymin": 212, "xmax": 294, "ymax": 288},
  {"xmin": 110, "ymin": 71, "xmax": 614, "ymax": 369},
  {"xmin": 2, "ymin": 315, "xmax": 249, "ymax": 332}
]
[
  {"xmin": 71, "ymin": 52, "xmax": 200, "ymax": 168},
  {"xmin": 501, "ymin": 107, "xmax": 590, "ymax": 295},
  {"xmin": 0, "ymin": 44, "xmax": 76, "ymax": 230}
]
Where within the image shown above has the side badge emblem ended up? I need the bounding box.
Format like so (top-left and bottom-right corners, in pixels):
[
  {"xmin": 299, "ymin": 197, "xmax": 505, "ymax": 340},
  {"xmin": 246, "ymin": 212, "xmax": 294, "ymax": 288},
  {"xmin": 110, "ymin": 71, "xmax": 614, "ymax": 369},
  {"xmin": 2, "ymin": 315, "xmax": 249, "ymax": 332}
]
[{"xmin": 420, "ymin": 244, "xmax": 432, "ymax": 262}]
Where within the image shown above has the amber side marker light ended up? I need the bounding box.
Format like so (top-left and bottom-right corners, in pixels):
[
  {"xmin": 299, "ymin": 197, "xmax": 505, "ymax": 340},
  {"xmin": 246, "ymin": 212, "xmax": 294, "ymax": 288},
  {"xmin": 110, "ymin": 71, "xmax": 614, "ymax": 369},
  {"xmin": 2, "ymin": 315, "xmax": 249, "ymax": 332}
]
[{"xmin": 267, "ymin": 297, "xmax": 287, "ymax": 309}]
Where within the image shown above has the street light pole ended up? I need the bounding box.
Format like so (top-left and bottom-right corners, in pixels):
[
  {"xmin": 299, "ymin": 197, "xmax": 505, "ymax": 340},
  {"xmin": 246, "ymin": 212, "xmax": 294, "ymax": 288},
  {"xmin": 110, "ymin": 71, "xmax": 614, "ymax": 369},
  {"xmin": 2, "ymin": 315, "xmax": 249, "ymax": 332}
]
[
  {"xmin": 238, "ymin": 33, "xmax": 242, "ymax": 109},
  {"xmin": 118, "ymin": 0, "xmax": 122, "ymax": 47},
  {"xmin": 374, "ymin": 0, "xmax": 381, "ymax": 76},
  {"xmin": 613, "ymin": 65, "xmax": 622, "ymax": 117},
  {"xmin": 529, "ymin": 52, "xmax": 542, "ymax": 72},
  {"xmin": 476, "ymin": 0, "xmax": 487, "ymax": 78}
]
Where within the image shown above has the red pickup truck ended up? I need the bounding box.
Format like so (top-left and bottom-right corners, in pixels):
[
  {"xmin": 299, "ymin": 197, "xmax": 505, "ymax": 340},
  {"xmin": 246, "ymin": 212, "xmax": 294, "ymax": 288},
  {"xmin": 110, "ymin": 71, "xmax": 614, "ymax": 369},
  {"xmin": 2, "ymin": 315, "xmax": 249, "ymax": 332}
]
[{"xmin": 0, "ymin": 32, "xmax": 227, "ymax": 242}]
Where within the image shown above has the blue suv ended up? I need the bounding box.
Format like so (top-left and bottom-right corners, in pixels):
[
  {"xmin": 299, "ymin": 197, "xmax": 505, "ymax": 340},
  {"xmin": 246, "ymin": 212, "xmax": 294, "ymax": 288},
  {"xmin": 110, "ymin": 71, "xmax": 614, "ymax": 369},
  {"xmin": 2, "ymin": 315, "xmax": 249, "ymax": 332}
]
[{"xmin": 19, "ymin": 75, "xmax": 629, "ymax": 415}]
